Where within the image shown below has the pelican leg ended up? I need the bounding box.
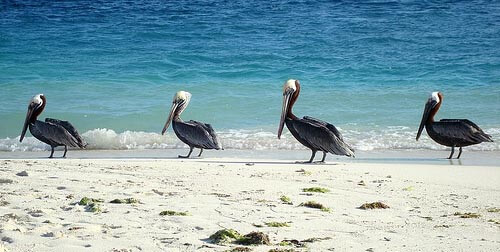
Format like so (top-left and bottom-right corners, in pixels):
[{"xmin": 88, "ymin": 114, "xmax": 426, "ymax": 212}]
[
  {"xmin": 198, "ymin": 148, "xmax": 204, "ymax": 157},
  {"xmin": 49, "ymin": 146, "xmax": 55, "ymax": 158},
  {"xmin": 305, "ymin": 150, "xmax": 316, "ymax": 163},
  {"xmin": 314, "ymin": 152, "xmax": 327, "ymax": 164},
  {"xmin": 456, "ymin": 147, "xmax": 463, "ymax": 159},
  {"xmin": 178, "ymin": 147, "xmax": 193, "ymax": 158},
  {"xmin": 62, "ymin": 146, "xmax": 68, "ymax": 158},
  {"xmin": 447, "ymin": 146, "xmax": 455, "ymax": 159}
]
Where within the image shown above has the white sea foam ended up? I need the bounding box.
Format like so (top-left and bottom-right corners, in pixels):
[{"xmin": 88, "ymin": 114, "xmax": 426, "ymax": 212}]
[{"xmin": 0, "ymin": 127, "xmax": 498, "ymax": 152}]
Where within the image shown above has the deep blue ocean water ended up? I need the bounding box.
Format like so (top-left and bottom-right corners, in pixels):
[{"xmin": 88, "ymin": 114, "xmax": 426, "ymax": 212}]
[{"xmin": 1, "ymin": 0, "xmax": 499, "ymax": 151}]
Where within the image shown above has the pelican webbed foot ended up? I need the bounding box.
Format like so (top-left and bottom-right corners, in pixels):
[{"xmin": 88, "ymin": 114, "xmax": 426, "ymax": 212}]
[
  {"xmin": 178, "ymin": 147, "xmax": 194, "ymax": 158},
  {"xmin": 295, "ymin": 150, "xmax": 318, "ymax": 164}
]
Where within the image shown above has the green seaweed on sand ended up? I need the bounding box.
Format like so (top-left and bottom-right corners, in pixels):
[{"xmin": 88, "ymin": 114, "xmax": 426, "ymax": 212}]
[
  {"xmin": 359, "ymin": 202, "xmax": 390, "ymax": 210},
  {"xmin": 280, "ymin": 195, "xmax": 292, "ymax": 205},
  {"xmin": 488, "ymin": 219, "xmax": 500, "ymax": 225},
  {"xmin": 78, "ymin": 197, "xmax": 104, "ymax": 213},
  {"xmin": 278, "ymin": 239, "xmax": 303, "ymax": 247},
  {"xmin": 209, "ymin": 229, "xmax": 244, "ymax": 244},
  {"xmin": 454, "ymin": 212, "xmax": 481, "ymax": 218},
  {"xmin": 302, "ymin": 187, "xmax": 330, "ymax": 193},
  {"xmin": 110, "ymin": 198, "xmax": 139, "ymax": 204},
  {"xmin": 78, "ymin": 197, "xmax": 104, "ymax": 206},
  {"xmin": 159, "ymin": 210, "xmax": 189, "ymax": 216},
  {"xmin": 225, "ymin": 247, "xmax": 252, "ymax": 252},
  {"xmin": 265, "ymin": 222, "xmax": 290, "ymax": 227},
  {"xmin": 87, "ymin": 202, "xmax": 101, "ymax": 213},
  {"xmin": 269, "ymin": 249, "xmax": 296, "ymax": 252},
  {"xmin": 209, "ymin": 229, "xmax": 270, "ymax": 245},
  {"xmin": 486, "ymin": 207, "xmax": 500, "ymax": 213},
  {"xmin": 278, "ymin": 241, "xmax": 293, "ymax": 246},
  {"xmin": 299, "ymin": 201, "xmax": 330, "ymax": 212},
  {"xmin": 402, "ymin": 186, "xmax": 414, "ymax": 191}
]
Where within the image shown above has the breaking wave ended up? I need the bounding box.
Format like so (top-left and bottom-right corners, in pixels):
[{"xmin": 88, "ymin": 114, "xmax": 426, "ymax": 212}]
[{"xmin": 1, "ymin": 127, "xmax": 498, "ymax": 152}]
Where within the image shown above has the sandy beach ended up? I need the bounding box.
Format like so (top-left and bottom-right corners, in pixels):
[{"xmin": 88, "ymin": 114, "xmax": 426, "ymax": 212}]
[{"xmin": 1, "ymin": 152, "xmax": 499, "ymax": 252}]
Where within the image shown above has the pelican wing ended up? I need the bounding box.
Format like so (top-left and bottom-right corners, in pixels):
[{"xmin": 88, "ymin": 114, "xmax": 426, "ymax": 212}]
[
  {"xmin": 303, "ymin": 116, "xmax": 345, "ymax": 141},
  {"xmin": 291, "ymin": 118, "xmax": 355, "ymax": 157},
  {"xmin": 434, "ymin": 119, "xmax": 493, "ymax": 143},
  {"xmin": 45, "ymin": 118, "xmax": 87, "ymax": 147},
  {"xmin": 31, "ymin": 121, "xmax": 81, "ymax": 147},
  {"xmin": 174, "ymin": 120, "xmax": 220, "ymax": 149},
  {"xmin": 189, "ymin": 120, "xmax": 222, "ymax": 149}
]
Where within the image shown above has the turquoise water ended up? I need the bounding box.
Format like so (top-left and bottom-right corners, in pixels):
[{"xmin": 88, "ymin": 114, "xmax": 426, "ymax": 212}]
[{"xmin": 1, "ymin": 1, "xmax": 499, "ymax": 151}]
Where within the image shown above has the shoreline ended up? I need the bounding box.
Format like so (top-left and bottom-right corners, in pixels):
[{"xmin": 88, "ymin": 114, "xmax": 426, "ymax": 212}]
[{"xmin": 1, "ymin": 149, "xmax": 499, "ymax": 166}]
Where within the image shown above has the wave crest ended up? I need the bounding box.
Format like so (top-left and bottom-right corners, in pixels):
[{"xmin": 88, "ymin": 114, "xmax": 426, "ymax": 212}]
[{"xmin": 1, "ymin": 127, "xmax": 498, "ymax": 152}]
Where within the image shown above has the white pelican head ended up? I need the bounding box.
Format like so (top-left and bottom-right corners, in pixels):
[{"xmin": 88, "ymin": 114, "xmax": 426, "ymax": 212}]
[{"xmin": 162, "ymin": 91, "xmax": 192, "ymax": 135}]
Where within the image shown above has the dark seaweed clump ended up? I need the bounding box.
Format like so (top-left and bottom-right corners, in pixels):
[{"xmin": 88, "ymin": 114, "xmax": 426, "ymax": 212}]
[
  {"xmin": 159, "ymin": 210, "xmax": 189, "ymax": 216},
  {"xmin": 209, "ymin": 229, "xmax": 270, "ymax": 245},
  {"xmin": 109, "ymin": 198, "xmax": 139, "ymax": 204},
  {"xmin": 359, "ymin": 202, "xmax": 390, "ymax": 210},
  {"xmin": 302, "ymin": 187, "xmax": 330, "ymax": 193},
  {"xmin": 299, "ymin": 201, "xmax": 330, "ymax": 212},
  {"xmin": 454, "ymin": 212, "xmax": 480, "ymax": 218},
  {"xmin": 225, "ymin": 247, "xmax": 252, "ymax": 252},
  {"xmin": 238, "ymin": 232, "xmax": 271, "ymax": 245}
]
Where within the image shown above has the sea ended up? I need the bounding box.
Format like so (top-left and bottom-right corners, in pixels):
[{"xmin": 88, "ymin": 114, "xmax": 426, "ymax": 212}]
[{"xmin": 1, "ymin": 0, "xmax": 499, "ymax": 153}]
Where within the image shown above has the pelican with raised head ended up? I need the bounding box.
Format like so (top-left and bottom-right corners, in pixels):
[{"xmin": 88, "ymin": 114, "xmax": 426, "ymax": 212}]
[
  {"xmin": 278, "ymin": 79, "xmax": 355, "ymax": 163},
  {"xmin": 20, "ymin": 94, "xmax": 87, "ymax": 158},
  {"xmin": 162, "ymin": 91, "xmax": 222, "ymax": 158},
  {"xmin": 416, "ymin": 91, "xmax": 493, "ymax": 159}
]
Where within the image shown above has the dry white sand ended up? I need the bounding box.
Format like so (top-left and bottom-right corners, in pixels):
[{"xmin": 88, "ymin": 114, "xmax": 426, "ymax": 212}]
[{"xmin": 0, "ymin": 157, "xmax": 499, "ymax": 251}]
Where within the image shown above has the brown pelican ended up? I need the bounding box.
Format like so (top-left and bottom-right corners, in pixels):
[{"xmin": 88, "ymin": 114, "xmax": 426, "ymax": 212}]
[
  {"xmin": 161, "ymin": 91, "xmax": 222, "ymax": 158},
  {"xmin": 416, "ymin": 91, "xmax": 493, "ymax": 159},
  {"xmin": 277, "ymin": 79, "xmax": 355, "ymax": 163},
  {"xmin": 20, "ymin": 94, "xmax": 87, "ymax": 158}
]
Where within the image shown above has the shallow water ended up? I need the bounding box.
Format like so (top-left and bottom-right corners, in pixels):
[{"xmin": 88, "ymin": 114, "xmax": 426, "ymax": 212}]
[{"xmin": 1, "ymin": 1, "xmax": 499, "ymax": 151}]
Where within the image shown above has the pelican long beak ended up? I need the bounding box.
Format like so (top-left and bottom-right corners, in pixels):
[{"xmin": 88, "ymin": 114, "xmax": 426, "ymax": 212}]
[
  {"xmin": 416, "ymin": 100, "xmax": 436, "ymax": 141},
  {"xmin": 161, "ymin": 102, "xmax": 179, "ymax": 135},
  {"xmin": 20, "ymin": 105, "xmax": 35, "ymax": 142},
  {"xmin": 278, "ymin": 90, "xmax": 293, "ymax": 139}
]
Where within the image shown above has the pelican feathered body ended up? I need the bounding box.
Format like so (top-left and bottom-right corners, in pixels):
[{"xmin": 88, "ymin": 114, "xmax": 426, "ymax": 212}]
[
  {"xmin": 162, "ymin": 91, "xmax": 221, "ymax": 158},
  {"xmin": 416, "ymin": 92, "xmax": 493, "ymax": 159},
  {"xmin": 278, "ymin": 79, "xmax": 354, "ymax": 163},
  {"xmin": 20, "ymin": 94, "xmax": 87, "ymax": 158}
]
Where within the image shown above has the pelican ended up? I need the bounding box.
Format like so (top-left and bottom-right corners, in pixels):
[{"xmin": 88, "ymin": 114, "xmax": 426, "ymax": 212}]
[
  {"xmin": 277, "ymin": 79, "xmax": 355, "ymax": 163},
  {"xmin": 416, "ymin": 91, "xmax": 493, "ymax": 159},
  {"xmin": 20, "ymin": 94, "xmax": 87, "ymax": 158},
  {"xmin": 161, "ymin": 91, "xmax": 222, "ymax": 158}
]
